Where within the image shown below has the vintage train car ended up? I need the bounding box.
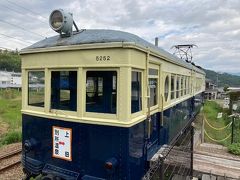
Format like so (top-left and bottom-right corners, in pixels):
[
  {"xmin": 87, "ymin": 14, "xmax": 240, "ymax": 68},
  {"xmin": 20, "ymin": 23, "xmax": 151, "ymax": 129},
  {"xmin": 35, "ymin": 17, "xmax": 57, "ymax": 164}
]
[{"xmin": 20, "ymin": 10, "xmax": 205, "ymax": 180}]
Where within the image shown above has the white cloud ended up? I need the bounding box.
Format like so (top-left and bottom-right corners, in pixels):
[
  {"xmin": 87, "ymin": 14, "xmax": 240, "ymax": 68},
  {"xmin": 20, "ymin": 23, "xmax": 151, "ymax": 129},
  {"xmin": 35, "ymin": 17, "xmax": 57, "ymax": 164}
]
[{"xmin": 0, "ymin": 0, "xmax": 239, "ymax": 73}]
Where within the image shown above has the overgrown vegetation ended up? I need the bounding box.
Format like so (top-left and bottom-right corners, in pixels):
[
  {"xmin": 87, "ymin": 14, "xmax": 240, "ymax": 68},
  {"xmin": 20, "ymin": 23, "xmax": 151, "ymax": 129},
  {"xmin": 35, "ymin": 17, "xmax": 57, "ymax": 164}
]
[
  {"xmin": 203, "ymin": 101, "xmax": 240, "ymax": 155},
  {"xmin": 228, "ymin": 143, "xmax": 240, "ymax": 155},
  {"xmin": 0, "ymin": 89, "xmax": 22, "ymax": 146}
]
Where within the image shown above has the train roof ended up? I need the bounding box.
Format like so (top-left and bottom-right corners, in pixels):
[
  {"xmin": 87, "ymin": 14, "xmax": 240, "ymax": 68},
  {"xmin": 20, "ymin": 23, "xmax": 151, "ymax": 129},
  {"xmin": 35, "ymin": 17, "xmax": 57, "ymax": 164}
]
[{"xmin": 21, "ymin": 29, "xmax": 205, "ymax": 74}]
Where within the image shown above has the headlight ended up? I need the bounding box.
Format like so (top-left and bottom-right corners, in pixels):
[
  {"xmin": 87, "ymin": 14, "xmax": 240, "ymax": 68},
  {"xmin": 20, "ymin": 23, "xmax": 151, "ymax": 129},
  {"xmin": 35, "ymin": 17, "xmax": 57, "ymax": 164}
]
[
  {"xmin": 49, "ymin": 9, "xmax": 73, "ymax": 36},
  {"xmin": 50, "ymin": 10, "xmax": 63, "ymax": 30}
]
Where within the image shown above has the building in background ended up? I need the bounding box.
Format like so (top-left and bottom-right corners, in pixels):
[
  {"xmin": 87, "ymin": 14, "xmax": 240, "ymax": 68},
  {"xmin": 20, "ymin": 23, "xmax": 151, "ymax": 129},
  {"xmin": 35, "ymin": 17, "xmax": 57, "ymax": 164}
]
[
  {"xmin": 204, "ymin": 78, "xmax": 218, "ymax": 100},
  {"xmin": 0, "ymin": 70, "xmax": 21, "ymax": 89},
  {"xmin": 0, "ymin": 71, "xmax": 11, "ymax": 88}
]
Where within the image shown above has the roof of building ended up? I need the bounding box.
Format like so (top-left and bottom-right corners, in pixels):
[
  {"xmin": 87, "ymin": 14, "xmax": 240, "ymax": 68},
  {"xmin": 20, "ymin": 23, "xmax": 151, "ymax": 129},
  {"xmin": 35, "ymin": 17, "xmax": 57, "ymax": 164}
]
[
  {"xmin": 228, "ymin": 87, "xmax": 240, "ymax": 92},
  {"xmin": 205, "ymin": 78, "xmax": 213, "ymax": 82},
  {"xmin": 21, "ymin": 29, "xmax": 205, "ymax": 74}
]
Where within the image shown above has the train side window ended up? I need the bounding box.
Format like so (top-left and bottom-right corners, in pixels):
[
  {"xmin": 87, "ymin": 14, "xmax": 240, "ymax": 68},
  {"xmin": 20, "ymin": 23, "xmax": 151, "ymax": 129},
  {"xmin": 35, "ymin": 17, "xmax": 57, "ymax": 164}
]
[
  {"xmin": 181, "ymin": 76, "xmax": 184, "ymax": 96},
  {"xmin": 131, "ymin": 71, "xmax": 142, "ymax": 113},
  {"xmin": 51, "ymin": 71, "xmax": 77, "ymax": 111},
  {"xmin": 149, "ymin": 78, "xmax": 157, "ymax": 106},
  {"xmin": 164, "ymin": 75, "xmax": 169, "ymax": 101},
  {"xmin": 189, "ymin": 77, "xmax": 191, "ymax": 94},
  {"xmin": 86, "ymin": 71, "xmax": 117, "ymax": 114},
  {"xmin": 176, "ymin": 76, "xmax": 180, "ymax": 98},
  {"xmin": 184, "ymin": 76, "xmax": 187, "ymax": 95},
  {"xmin": 28, "ymin": 71, "xmax": 45, "ymax": 107},
  {"xmin": 171, "ymin": 75, "xmax": 175, "ymax": 99},
  {"xmin": 186, "ymin": 77, "xmax": 188, "ymax": 94}
]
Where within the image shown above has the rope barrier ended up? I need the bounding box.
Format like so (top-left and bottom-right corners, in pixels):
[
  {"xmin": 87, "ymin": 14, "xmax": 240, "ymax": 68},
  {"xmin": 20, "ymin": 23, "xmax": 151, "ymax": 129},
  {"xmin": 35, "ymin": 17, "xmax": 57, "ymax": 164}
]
[
  {"xmin": 204, "ymin": 130, "xmax": 231, "ymax": 142},
  {"xmin": 204, "ymin": 115, "xmax": 232, "ymax": 130}
]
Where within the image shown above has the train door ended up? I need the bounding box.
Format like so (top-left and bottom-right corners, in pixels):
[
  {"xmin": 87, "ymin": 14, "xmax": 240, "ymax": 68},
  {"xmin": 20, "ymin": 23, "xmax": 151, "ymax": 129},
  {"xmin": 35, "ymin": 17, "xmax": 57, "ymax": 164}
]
[{"xmin": 146, "ymin": 64, "xmax": 161, "ymax": 159}]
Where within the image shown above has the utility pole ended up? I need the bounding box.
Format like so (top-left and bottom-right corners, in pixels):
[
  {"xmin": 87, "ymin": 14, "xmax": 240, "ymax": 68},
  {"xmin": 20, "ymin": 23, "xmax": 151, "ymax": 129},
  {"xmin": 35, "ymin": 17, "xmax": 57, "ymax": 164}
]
[
  {"xmin": 201, "ymin": 111, "xmax": 205, "ymax": 143},
  {"xmin": 231, "ymin": 116, "xmax": 235, "ymax": 144}
]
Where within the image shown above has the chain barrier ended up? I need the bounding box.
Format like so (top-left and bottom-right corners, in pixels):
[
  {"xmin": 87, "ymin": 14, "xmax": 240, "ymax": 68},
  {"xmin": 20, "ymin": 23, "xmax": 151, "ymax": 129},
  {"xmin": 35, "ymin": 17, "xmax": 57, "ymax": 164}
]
[
  {"xmin": 204, "ymin": 115, "xmax": 232, "ymax": 131},
  {"xmin": 204, "ymin": 130, "xmax": 231, "ymax": 142},
  {"xmin": 203, "ymin": 114, "xmax": 232, "ymax": 143}
]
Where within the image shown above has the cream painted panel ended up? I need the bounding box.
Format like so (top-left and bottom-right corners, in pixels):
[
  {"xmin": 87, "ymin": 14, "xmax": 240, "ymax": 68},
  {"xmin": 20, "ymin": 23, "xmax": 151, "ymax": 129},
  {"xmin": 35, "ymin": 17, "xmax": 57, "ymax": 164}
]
[
  {"xmin": 129, "ymin": 49, "xmax": 146, "ymax": 69},
  {"xmin": 22, "ymin": 48, "xmax": 131, "ymax": 69},
  {"xmin": 119, "ymin": 67, "xmax": 131, "ymax": 121}
]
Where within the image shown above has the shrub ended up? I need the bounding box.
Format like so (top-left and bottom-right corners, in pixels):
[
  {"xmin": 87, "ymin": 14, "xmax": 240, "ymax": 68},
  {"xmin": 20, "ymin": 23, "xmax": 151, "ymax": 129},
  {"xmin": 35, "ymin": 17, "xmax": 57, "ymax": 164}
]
[{"xmin": 228, "ymin": 143, "xmax": 240, "ymax": 155}]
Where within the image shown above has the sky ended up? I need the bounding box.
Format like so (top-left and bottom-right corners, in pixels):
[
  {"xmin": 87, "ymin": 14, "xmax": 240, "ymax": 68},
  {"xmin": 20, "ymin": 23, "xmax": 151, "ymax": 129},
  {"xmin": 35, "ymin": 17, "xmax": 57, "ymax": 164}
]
[{"xmin": 0, "ymin": 0, "xmax": 239, "ymax": 73}]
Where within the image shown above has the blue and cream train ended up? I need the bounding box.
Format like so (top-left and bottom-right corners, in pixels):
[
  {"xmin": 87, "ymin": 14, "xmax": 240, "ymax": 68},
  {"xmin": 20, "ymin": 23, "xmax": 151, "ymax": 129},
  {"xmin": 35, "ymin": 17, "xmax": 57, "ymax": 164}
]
[{"xmin": 20, "ymin": 10, "xmax": 205, "ymax": 180}]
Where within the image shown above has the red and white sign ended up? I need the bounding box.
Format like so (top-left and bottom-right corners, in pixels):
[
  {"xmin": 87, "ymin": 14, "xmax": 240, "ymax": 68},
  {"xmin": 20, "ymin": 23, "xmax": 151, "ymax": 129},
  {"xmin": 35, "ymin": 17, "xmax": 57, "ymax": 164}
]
[{"xmin": 52, "ymin": 126, "xmax": 72, "ymax": 161}]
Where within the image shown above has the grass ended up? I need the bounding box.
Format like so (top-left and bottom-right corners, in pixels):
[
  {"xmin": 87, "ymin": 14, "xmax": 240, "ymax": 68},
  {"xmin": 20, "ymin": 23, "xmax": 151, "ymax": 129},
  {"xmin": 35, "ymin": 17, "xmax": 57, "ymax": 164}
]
[
  {"xmin": 203, "ymin": 101, "xmax": 232, "ymax": 146},
  {"xmin": 203, "ymin": 100, "xmax": 240, "ymax": 155},
  {"xmin": 0, "ymin": 89, "xmax": 22, "ymax": 146},
  {"xmin": 1, "ymin": 130, "xmax": 22, "ymax": 145}
]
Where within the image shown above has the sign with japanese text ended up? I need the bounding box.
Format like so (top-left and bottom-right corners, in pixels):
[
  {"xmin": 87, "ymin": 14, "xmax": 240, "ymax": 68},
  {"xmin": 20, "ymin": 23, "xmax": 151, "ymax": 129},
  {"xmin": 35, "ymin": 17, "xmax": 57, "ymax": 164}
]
[{"xmin": 52, "ymin": 126, "xmax": 72, "ymax": 161}]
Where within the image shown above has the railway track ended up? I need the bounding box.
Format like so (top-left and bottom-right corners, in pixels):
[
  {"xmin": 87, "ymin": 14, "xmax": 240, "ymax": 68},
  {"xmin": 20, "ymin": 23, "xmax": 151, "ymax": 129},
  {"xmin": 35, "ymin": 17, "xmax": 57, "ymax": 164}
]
[{"xmin": 0, "ymin": 148, "xmax": 22, "ymax": 172}]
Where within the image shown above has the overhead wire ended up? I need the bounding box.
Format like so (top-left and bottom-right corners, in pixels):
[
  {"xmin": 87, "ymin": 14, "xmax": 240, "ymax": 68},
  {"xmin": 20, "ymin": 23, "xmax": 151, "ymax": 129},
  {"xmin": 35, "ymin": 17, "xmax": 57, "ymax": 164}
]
[
  {"xmin": 0, "ymin": 1, "xmax": 49, "ymax": 48},
  {"xmin": 0, "ymin": 33, "xmax": 31, "ymax": 46},
  {"xmin": 0, "ymin": 3, "xmax": 47, "ymax": 25},
  {"xmin": 6, "ymin": 0, "xmax": 48, "ymax": 20},
  {"xmin": 0, "ymin": 19, "xmax": 45, "ymax": 38}
]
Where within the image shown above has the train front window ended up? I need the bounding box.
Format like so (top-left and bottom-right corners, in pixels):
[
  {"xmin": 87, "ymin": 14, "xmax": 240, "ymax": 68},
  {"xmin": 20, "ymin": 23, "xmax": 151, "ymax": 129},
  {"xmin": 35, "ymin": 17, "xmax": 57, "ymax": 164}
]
[
  {"xmin": 28, "ymin": 71, "xmax": 45, "ymax": 107},
  {"xmin": 131, "ymin": 71, "xmax": 142, "ymax": 113},
  {"xmin": 51, "ymin": 71, "xmax": 77, "ymax": 111},
  {"xmin": 86, "ymin": 71, "xmax": 117, "ymax": 114}
]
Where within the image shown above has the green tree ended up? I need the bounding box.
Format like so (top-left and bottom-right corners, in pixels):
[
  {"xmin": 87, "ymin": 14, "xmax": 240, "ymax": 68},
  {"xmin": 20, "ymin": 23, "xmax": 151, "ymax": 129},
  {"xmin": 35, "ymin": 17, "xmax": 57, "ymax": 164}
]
[
  {"xmin": 0, "ymin": 51, "xmax": 21, "ymax": 72},
  {"xmin": 224, "ymin": 85, "xmax": 229, "ymax": 92}
]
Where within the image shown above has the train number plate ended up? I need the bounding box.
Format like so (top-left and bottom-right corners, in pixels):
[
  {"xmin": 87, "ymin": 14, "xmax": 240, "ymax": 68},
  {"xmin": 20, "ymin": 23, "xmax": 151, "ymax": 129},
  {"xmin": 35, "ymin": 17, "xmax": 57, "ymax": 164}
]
[{"xmin": 52, "ymin": 126, "xmax": 72, "ymax": 161}]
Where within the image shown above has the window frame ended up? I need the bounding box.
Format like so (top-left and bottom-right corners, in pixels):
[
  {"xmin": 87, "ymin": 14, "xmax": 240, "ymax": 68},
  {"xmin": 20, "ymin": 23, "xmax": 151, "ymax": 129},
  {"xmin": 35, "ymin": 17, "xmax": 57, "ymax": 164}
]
[
  {"xmin": 164, "ymin": 75, "xmax": 170, "ymax": 102},
  {"xmin": 131, "ymin": 69, "xmax": 144, "ymax": 114},
  {"xmin": 85, "ymin": 70, "xmax": 117, "ymax": 114},
  {"xmin": 170, "ymin": 74, "xmax": 176, "ymax": 100},
  {"xmin": 83, "ymin": 68, "xmax": 119, "ymax": 119},
  {"xmin": 49, "ymin": 69, "xmax": 78, "ymax": 116},
  {"xmin": 184, "ymin": 76, "xmax": 187, "ymax": 95},
  {"xmin": 176, "ymin": 75, "xmax": 180, "ymax": 98},
  {"xmin": 186, "ymin": 76, "xmax": 189, "ymax": 94},
  {"xmin": 148, "ymin": 68, "xmax": 159, "ymax": 110},
  {"xmin": 26, "ymin": 69, "xmax": 45, "ymax": 112},
  {"xmin": 180, "ymin": 76, "xmax": 184, "ymax": 97},
  {"xmin": 189, "ymin": 76, "xmax": 192, "ymax": 94},
  {"xmin": 50, "ymin": 70, "xmax": 78, "ymax": 112}
]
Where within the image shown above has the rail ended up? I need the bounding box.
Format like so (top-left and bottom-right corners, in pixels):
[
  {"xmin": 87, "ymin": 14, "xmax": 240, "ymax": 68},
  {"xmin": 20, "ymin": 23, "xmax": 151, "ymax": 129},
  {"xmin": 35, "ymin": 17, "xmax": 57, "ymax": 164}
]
[{"xmin": 0, "ymin": 148, "xmax": 22, "ymax": 172}]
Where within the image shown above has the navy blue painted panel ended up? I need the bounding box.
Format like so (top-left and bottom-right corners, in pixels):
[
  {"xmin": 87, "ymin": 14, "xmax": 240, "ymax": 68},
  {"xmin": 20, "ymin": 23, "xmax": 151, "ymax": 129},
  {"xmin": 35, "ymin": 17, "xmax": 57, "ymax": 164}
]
[
  {"xmin": 22, "ymin": 115, "xmax": 130, "ymax": 179},
  {"xmin": 128, "ymin": 121, "xmax": 145, "ymax": 179},
  {"xmin": 163, "ymin": 98, "xmax": 192, "ymax": 143},
  {"xmin": 22, "ymin": 93, "xmax": 203, "ymax": 179}
]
